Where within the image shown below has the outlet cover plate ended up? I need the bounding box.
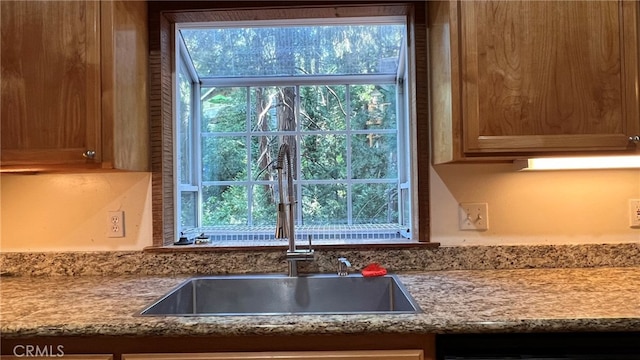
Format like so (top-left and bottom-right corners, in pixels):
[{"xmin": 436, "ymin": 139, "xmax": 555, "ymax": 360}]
[
  {"xmin": 630, "ymin": 199, "xmax": 640, "ymax": 228},
  {"xmin": 108, "ymin": 211, "xmax": 125, "ymax": 238},
  {"xmin": 459, "ymin": 202, "xmax": 489, "ymax": 231}
]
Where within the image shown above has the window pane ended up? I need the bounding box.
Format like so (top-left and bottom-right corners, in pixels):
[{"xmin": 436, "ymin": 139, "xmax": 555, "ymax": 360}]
[
  {"xmin": 202, "ymin": 185, "xmax": 248, "ymax": 226},
  {"xmin": 250, "ymin": 135, "xmax": 278, "ymax": 181},
  {"xmin": 400, "ymin": 187, "xmax": 410, "ymax": 228},
  {"xmin": 351, "ymin": 134, "xmax": 397, "ymax": 179},
  {"xmin": 178, "ymin": 67, "xmax": 192, "ymax": 185},
  {"xmin": 300, "ymin": 85, "xmax": 346, "ymax": 131},
  {"xmin": 202, "ymin": 136, "xmax": 247, "ymax": 181},
  {"xmin": 352, "ymin": 183, "xmax": 398, "ymax": 224},
  {"xmin": 350, "ymin": 84, "xmax": 397, "ymax": 130},
  {"xmin": 251, "ymin": 86, "xmax": 296, "ymax": 132},
  {"xmin": 201, "ymin": 87, "xmax": 247, "ymax": 132},
  {"xmin": 301, "ymin": 134, "xmax": 346, "ymax": 180},
  {"xmin": 251, "ymin": 183, "xmax": 277, "ymax": 226},
  {"xmin": 177, "ymin": 18, "xmax": 410, "ymax": 235},
  {"xmin": 302, "ymin": 184, "xmax": 348, "ymax": 225},
  {"xmin": 180, "ymin": 191, "xmax": 197, "ymax": 228},
  {"xmin": 181, "ymin": 24, "xmax": 404, "ymax": 77}
]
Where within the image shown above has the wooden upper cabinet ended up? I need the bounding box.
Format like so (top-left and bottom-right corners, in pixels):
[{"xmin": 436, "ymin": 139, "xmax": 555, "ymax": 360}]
[
  {"xmin": 430, "ymin": 0, "xmax": 640, "ymax": 163},
  {"xmin": 0, "ymin": 0, "xmax": 149, "ymax": 172},
  {"xmin": 1, "ymin": 1, "xmax": 101, "ymax": 169}
]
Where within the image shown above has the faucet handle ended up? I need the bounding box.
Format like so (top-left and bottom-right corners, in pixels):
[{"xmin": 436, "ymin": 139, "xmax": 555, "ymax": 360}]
[{"xmin": 337, "ymin": 257, "xmax": 351, "ymax": 276}]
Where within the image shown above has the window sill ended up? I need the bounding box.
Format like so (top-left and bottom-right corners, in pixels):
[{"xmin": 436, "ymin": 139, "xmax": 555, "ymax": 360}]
[{"xmin": 144, "ymin": 239, "xmax": 439, "ymax": 253}]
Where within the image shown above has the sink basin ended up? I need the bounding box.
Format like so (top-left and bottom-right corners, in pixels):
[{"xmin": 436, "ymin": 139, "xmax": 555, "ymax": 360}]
[{"xmin": 138, "ymin": 273, "xmax": 421, "ymax": 316}]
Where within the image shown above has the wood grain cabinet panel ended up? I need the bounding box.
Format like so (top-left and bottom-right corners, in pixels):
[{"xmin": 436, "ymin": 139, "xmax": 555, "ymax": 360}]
[
  {"xmin": 122, "ymin": 350, "xmax": 425, "ymax": 360},
  {"xmin": 0, "ymin": 0, "xmax": 148, "ymax": 172},
  {"xmin": 0, "ymin": 335, "xmax": 435, "ymax": 360},
  {"xmin": 2, "ymin": 356, "xmax": 111, "ymax": 360},
  {"xmin": 1, "ymin": 0, "xmax": 101, "ymax": 169},
  {"xmin": 430, "ymin": 0, "xmax": 639, "ymax": 163}
]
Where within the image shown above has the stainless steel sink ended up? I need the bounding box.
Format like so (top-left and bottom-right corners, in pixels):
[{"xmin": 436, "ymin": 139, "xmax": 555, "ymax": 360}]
[{"xmin": 138, "ymin": 273, "xmax": 421, "ymax": 316}]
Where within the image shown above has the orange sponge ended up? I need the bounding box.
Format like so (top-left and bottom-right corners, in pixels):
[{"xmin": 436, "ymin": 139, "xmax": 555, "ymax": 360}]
[{"xmin": 361, "ymin": 263, "xmax": 387, "ymax": 277}]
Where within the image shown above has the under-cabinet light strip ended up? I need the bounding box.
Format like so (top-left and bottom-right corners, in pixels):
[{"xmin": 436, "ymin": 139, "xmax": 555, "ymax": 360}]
[{"xmin": 514, "ymin": 155, "xmax": 640, "ymax": 171}]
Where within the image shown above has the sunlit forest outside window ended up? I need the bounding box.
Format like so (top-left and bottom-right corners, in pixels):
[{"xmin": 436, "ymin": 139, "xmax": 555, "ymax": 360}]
[{"xmin": 176, "ymin": 18, "xmax": 411, "ymax": 242}]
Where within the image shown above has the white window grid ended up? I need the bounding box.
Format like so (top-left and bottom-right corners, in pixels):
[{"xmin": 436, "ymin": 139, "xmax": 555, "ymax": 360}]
[{"xmin": 175, "ymin": 26, "xmax": 412, "ymax": 242}]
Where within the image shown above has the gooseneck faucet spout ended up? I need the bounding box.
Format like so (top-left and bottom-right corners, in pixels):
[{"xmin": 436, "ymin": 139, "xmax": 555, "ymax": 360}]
[
  {"xmin": 274, "ymin": 143, "xmax": 314, "ymax": 276},
  {"xmin": 275, "ymin": 143, "xmax": 294, "ymax": 244}
]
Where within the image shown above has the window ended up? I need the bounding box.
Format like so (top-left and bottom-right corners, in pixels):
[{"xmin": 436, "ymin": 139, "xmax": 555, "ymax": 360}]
[{"xmin": 149, "ymin": 2, "xmax": 429, "ymax": 247}]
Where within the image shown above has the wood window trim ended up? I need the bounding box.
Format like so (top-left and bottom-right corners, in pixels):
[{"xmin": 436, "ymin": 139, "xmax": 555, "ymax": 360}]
[{"xmin": 148, "ymin": 1, "xmax": 430, "ymax": 247}]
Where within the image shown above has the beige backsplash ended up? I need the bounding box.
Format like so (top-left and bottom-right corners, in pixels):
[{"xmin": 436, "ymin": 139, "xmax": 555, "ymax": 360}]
[
  {"xmin": 1, "ymin": 162, "xmax": 639, "ymax": 252},
  {"xmin": 430, "ymin": 163, "xmax": 640, "ymax": 246}
]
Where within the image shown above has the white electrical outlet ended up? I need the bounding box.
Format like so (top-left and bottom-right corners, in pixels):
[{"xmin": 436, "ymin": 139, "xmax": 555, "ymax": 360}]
[
  {"xmin": 459, "ymin": 203, "xmax": 489, "ymax": 231},
  {"xmin": 108, "ymin": 211, "xmax": 125, "ymax": 238},
  {"xmin": 629, "ymin": 200, "xmax": 640, "ymax": 228}
]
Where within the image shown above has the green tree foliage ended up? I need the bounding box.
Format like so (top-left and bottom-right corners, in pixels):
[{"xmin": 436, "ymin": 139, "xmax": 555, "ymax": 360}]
[{"xmin": 179, "ymin": 23, "xmax": 403, "ymax": 228}]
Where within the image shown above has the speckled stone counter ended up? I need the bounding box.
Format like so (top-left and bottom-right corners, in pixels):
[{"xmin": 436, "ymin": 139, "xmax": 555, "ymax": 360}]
[
  {"xmin": 3, "ymin": 243, "xmax": 640, "ymax": 276},
  {"xmin": 2, "ymin": 267, "xmax": 640, "ymax": 339}
]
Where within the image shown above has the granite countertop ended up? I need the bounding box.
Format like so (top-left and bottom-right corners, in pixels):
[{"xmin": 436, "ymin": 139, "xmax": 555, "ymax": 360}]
[{"xmin": 2, "ymin": 267, "xmax": 640, "ymax": 338}]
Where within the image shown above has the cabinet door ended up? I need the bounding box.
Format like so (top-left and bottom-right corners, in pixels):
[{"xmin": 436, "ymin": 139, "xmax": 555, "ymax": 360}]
[
  {"xmin": 122, "ymin": 350, "xmax": 425, "ymax": 360},
  {"xmin": 1, "ymin": 0, "xmax": 101, "ymax": 169},
  {"xmin": 460, "ymin": 0, "xmax": 639, "ymax": 154},
  {"xmin": 2, "ymin": 356, "xmax": 111, "ymax": 360}
]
